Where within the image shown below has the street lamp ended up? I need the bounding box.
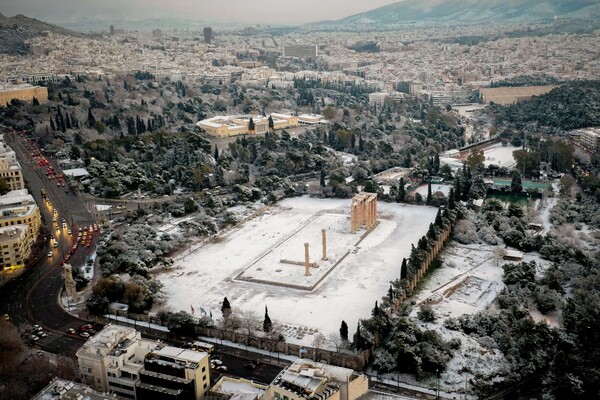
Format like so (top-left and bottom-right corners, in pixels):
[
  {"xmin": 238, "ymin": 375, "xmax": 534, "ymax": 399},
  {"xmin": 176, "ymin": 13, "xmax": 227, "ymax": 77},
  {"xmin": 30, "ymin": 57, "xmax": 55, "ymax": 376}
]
[{"xmin": 436, "ymin": 369, "xmax": 440, "ymax": 400}]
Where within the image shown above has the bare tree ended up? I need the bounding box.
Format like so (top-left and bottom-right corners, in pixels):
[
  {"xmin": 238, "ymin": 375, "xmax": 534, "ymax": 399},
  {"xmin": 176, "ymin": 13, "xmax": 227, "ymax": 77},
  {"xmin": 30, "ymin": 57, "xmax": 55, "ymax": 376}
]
[
  {"xmin": 493, "ymin": 246, "xmax": 507, "ymax": 266},
  {"xmin": 240, "ymin": 310, "xmax": 259, "ymax": 342},
  {"xmin": 327, "ymin": 332, "xmax": 343, "ymax": 352}
]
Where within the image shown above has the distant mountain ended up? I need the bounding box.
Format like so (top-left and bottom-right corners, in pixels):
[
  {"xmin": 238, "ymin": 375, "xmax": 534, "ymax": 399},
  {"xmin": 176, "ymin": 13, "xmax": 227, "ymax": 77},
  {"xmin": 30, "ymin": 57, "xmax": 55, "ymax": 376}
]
[
  {"xmin": 0, "ymin": 13, "xmax": 83, "ymax": 56},
  {"xmin": 336, "ymin": 0, "xmax": 600, "ymax": 25}
]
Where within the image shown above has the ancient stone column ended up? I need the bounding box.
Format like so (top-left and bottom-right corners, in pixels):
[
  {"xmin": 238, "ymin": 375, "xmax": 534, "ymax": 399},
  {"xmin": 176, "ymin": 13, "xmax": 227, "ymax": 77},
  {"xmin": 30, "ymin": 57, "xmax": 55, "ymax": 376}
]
[
  {"xmin": 304, "ymin": 243, "xmax": 311, "ymax": 276},
  {"xmin": 321, "ymin": 229, "xmax": 328, "ymax": 261}
]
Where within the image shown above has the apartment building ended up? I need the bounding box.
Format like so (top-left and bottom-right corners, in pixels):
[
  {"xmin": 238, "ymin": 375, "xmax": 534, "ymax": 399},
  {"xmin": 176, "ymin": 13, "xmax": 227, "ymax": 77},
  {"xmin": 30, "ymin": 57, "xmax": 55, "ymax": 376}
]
[
  {"xmin": 0, "ymin": 189, "xmax": 41, "ymax": 269},
  {"xmin": 263, "ymin": 359, "xmax": 368, "ymax": 400},
  {"xmin": 77, "ymin": 325, "xmax": 211, "ymax": 400},
  {"xmin": 77, "ymin": 325, "xmax": 159, "ymax": 400},
  {"xmin": 136, "ymin": 346, "xmax": 211, "ymax": 400},
  {"xmin": 0, "ymin": 137, "xmax": 25, "ymax": 191},
  {"xmin": 577, "ymin": 129, "xmax": 600, "ymax": 154}
]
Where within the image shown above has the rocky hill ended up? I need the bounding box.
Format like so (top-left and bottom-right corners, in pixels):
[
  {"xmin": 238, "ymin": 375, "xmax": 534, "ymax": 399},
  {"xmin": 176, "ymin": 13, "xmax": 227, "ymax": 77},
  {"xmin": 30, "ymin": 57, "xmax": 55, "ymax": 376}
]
[
  {"xmin": 0, "ymin": 13, "xmax": 83, "ymax": 55},
  {"xmin": 336, "ymin": 0, "xmax": 600, "ymax": 25}
]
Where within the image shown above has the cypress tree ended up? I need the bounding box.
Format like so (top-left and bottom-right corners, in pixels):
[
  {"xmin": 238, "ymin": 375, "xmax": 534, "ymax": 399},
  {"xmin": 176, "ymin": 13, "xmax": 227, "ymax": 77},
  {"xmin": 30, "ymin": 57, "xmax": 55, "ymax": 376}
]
[
  {"xmin": 397, "ymin": 177, "xmax": 406, "ymax": 202},
  {"xmin": 248, "ymin": 117, "xmax": 255, "ymax": 133},
  {"xmin": 86, "ymin": 108, "xmax": 96, "ymax": 128},
  {"xmin": 353, "ymin": 322, "xmax": 365, "ymax": 350},
  {"xmin": 340, "ymin": 320, "xmax": 348, "ymax": 342},
  {"xmin": 427, "ymin": 223, "xmax": 437, "ymax": 240},
  {"xmin": 358, "ymin": 134, "xmax": 364, "ymax": 152},
  {"xmin": 65, "ymin": 113, "xmax": 72, "ymax": 129},
  {"xmin": 263, "ymin": 306, "xmax": 272, "ymax": 332},
  {"xmin": 400, "ymin": 258, "xmax": 408, "ymax": 279},
  {"xmin": 221, "ymin": 297, "xmax": 231, "ymax": 318},
  {"xmin": 50, "ymin": 118, "xmax": 56, "ymax": 131},
  {"xmin": 268, "ymin": 115, "xmax": 274, "ymax": 131},
  {"xmin": 435, "ymin": 209, "xmax": 443, "ymax": 227},
  {"xmin": 320, "ymin": 169, "xmax": 326, "ymax": 187},
  {"xmin": 448, "ymin": 188, "xmax": 456, "ymax": 209},
  {"xmin": 426, "ymin": 182, "xmax": 432, "ymax": 205},
  {"xmin": 214, "ymin": 145, "xmax": 219, "ymax": 161},
  {"xmin": 372, "ymin": 301, "xmax": 380, "ymax": 317}
]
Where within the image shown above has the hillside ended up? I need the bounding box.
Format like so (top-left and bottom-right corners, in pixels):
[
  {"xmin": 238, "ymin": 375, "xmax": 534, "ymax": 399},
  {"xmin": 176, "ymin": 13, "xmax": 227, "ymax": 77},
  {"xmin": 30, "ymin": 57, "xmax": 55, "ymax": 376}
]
[
  {"xmin": 337, "ymin": 0, "xmax": 600, "ymax": 24},
  {"xmin": 0, "ymin": 13, "xmax": 83, "ymax": 55}
]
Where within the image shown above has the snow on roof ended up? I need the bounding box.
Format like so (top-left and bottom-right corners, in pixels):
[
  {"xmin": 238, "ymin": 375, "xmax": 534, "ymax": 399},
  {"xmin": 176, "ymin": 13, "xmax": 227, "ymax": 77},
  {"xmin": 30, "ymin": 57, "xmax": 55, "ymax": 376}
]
[
  {"xmin": 63, "ymin": 168, "xmax": 90, "ymax": 177},
  {"xmin": 153, "ymin": 346, "xmax": 207, "ymax": 363}
]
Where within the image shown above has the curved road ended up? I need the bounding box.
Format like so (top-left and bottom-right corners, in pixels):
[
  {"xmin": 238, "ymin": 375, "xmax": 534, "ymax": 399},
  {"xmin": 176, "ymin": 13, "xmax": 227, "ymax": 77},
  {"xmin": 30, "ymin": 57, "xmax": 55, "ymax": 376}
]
[{"xmin": 0, "ymin": 131, "xmax": 97, "ymax": 356}]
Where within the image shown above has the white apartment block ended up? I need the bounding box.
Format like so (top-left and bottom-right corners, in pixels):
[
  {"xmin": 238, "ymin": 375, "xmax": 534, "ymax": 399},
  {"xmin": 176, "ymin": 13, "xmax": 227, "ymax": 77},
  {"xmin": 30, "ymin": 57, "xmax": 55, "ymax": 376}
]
[
  {"xmin": 77, "ymin": 325, "xmax": 159, "ymax": 400},
  {"xmin": 77, "ymin": 325, "xmax": 211, "ymax": 400}
]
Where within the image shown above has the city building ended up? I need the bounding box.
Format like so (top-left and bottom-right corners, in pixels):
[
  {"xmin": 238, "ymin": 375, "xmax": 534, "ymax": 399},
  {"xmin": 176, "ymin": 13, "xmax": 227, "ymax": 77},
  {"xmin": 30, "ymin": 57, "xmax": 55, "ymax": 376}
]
[
  {"xmin": 77, "ymin": 325, "xmax": 160, "ymax": 399},
  {"xmin": 577, "ymin": 128, "xmax": 600, "ymax": 153},
  {"xmin": 203, "ymin": 27, "xmax": 213, "ymax": 44},
  {"xmin": 0, "ymin": 225, "xmax": 30, "ymax": 271},
  {"xmin": 211, "ymin": 376, "xmax": 268, "ymax": 400},
  {"xmin": 263, "ymin": 359, "xmax": 368, "ymax": 400},
  {"xmin": 0, "ymin": 137, "xmax": 25, "ymax": 191},
  {"xmin": 136, "ymin": 346, "xmax": 211, "ymax": 400},
  {"xmin": 198, "ymin": 114, "xmax": 293, "ymax": 137},
  {"xmin": 31, "ymin": 378, "xmax": 115, "ymax": 400},
  {"xmin": 77, "ymin": 325, "xmax": 211, "ymax": 400},
  {"xmin": 0, "ymin": 189, "xmax": 41, "ymax": 270},
  {"xmin": 0, "ymin": 83, "xmax": 48, "ymax": 104},
  {"xmin": 283, "ymin": 45, "xmax": 318, "ymax": 58}
]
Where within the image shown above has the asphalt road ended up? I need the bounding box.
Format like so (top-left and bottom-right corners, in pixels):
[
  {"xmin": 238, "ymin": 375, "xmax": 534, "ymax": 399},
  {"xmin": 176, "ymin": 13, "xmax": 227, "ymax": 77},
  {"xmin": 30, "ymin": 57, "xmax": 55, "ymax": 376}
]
[{"xmin": 0, "ymin": 131, "xmax": 97, "ymax": 356}]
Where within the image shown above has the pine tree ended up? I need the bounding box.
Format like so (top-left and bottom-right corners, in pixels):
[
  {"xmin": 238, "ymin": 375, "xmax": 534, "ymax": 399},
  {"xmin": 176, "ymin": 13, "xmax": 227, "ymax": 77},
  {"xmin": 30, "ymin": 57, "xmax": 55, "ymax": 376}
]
[
  {"xmin": 400, "ymin": 258, "xmax": 408, "ymax": 280},
  {"xmin": 221, "ymin": 297, "xmax": 231, "ymax": 318},
  {"xmin": 340, "ymin": 320, "xmax": 348, "ymax": 342},
  {"xmin": 263, "ymin": 306, "xmax": 272, "ymax": 332}
]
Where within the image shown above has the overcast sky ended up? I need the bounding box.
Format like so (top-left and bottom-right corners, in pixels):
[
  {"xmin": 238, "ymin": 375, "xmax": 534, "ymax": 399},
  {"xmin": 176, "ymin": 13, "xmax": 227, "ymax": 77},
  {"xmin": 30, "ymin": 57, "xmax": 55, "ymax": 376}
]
[{"xmin": 1, "ymin": 0, "xmax": 400, "ymax": 24}]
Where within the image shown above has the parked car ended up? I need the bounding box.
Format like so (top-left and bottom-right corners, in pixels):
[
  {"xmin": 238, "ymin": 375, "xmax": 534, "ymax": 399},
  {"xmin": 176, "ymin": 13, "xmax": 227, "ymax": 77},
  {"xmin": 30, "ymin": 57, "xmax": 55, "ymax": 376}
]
[
  {"xmin": 66, "ymin": 328, "xmax": 76, "ymax": 334},
  {"xmin": 79, "ymin": 332, "xmax": 90, "ymax": 338}
]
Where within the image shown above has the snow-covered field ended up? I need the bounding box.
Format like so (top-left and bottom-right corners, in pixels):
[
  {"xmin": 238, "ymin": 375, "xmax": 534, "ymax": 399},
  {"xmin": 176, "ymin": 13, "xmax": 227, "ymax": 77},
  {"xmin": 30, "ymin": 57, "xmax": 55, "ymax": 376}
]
[
  {"xmin": 477, "ymin": 142, "xmax": 518, "ymax": 168},
  {"xmin": 156, "ymin": 197, "xmax": 438, "ymax": 346}
]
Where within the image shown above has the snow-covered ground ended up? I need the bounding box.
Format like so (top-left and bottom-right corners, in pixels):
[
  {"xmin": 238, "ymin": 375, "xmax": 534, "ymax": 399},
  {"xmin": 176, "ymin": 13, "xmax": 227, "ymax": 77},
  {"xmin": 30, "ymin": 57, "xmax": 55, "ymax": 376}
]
[
  {"xmin": 413, "ymin": 183, "xmax": 452, "ymax": 197},
  {"xmin": 156, "ymin": 197, "xmax": 438, "ymax": 346},
  {"xmin": 479, "ymin": 142, "xmax": 518, "ymax": 169}
]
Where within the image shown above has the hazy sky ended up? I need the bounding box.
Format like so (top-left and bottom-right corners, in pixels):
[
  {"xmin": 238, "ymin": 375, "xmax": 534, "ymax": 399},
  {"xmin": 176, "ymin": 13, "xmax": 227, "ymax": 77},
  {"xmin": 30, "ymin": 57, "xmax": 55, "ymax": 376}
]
[{"xmin": 1, "ymin": 0, "xmax": 401, "ymax": 24}]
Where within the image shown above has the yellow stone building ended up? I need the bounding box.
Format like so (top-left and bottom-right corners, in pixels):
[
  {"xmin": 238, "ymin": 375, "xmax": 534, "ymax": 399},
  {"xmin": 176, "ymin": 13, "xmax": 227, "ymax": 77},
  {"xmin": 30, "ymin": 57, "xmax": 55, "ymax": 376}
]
[
  {"xmin": 197, "ymin": 114, "xmax": 300, "ymax": 137},
  {"xmin": 0, "ymin": 84, "xmax": 48, "ymax": 104}
]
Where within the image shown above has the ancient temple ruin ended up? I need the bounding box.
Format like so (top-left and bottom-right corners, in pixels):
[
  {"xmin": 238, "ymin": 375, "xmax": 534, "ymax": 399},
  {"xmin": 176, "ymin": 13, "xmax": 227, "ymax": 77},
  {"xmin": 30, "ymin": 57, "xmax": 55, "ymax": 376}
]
[{"xmin": 350, "ymin": 193, "xmax": 378, "ymax": 233}]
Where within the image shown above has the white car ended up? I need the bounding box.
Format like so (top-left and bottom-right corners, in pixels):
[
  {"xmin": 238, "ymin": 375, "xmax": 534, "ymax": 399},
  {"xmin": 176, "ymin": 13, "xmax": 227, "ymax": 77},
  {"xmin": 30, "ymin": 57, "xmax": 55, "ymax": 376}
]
[
  {"xmin": 31, "ymin": 335, "xmax": 39, "ymax": 342},
  {"xmin": 48, "ymin": 251, "xmax": 53, "ymax": 257}
]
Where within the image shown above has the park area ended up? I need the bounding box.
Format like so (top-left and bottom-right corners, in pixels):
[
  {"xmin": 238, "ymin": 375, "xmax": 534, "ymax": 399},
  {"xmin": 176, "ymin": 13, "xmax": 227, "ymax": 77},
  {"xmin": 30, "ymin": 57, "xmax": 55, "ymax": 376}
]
[{"xmin": 156, "ymin": 197, "xmax": 438, "ymax": 346}]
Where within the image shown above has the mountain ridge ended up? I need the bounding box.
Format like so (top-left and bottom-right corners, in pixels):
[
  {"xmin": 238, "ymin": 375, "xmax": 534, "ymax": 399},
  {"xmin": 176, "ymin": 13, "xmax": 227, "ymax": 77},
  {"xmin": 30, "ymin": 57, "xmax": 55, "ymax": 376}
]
[
  {"xmin": 0, "ymin": 13, "xmax": 83, "ymax": 56},
  {"xmin": 335, "ymin": 0, "xmax": 600, "ymax": 24}
]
